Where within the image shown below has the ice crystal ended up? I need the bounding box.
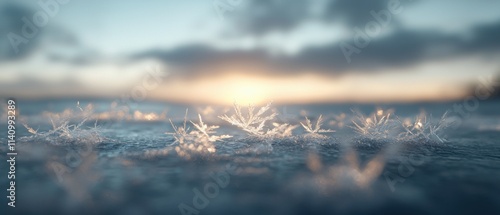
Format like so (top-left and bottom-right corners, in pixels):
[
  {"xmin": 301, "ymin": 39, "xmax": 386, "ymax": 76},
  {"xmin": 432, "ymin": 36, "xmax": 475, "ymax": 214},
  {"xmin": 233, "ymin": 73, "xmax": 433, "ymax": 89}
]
[
  {"xmin": 399, "ymin": 111, "xmax": 451, "ymax": 143},
  {"xmin": 351, "ymin": 108, "xmax": 398, "ymax": 140},
  {"xmin": 219, "ymin": 103, "xmax": 297, "ymax": 138},
  {"xmin": 300, "ymin": 115, "xmax": 335, "ymax": 138},
  {"xmin": 167, "ymin": 110, "xmax": 231, "ymax": 159},
  {"xmin": 190, "ymin": 114, "xmax": 232, "ymax": 142},
  {"xmin": 268, "ymin": 122, "xmax": 298, "ymax": 138},
  {"xmin": 21, "ymin": 102, "xmax": 103, "ymax": 145}
]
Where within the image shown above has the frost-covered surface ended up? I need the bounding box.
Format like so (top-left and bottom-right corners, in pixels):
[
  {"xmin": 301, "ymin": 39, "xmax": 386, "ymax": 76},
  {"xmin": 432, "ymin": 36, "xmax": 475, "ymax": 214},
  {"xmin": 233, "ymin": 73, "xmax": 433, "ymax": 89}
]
[
  {"xmin": 219, "ymin": 103, "xmax": 298, "ymax": 139},
  {"xmin": 351, "ymin": 108, "xmax": 398, "ymax": 140},
  {"xmin": 398, "ymin": 111, "xmax": 453, "ymax": 143},
  {"xmin": 161, "ymin": 111, "xmax": 231, "ymax": 160},
  {"xmin": 19, "ymin": 102, "xmax": 104, "ymax": 145},
  {"xmin": 2, "ymin": 100, "xmax": 500, "ymax": 215}
]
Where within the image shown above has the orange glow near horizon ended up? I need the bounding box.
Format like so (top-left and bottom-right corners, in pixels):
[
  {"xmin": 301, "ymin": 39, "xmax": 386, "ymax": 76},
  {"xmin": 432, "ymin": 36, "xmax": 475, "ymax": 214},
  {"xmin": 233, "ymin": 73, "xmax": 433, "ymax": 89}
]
[
  {"xmin": 3, "ymin": 56, "xmax": 495, "ymax": 105},
  {"xmin": 150, "ymin": 71, "xmax": 471, "ymax": 105}
]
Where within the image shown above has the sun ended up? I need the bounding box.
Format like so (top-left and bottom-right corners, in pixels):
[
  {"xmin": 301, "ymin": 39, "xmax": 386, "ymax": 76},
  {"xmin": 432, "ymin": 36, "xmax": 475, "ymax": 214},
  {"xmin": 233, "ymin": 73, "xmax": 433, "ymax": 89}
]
[{"xmin": 229, "ymin": 82, "xmax": 266, "ymax": 105}]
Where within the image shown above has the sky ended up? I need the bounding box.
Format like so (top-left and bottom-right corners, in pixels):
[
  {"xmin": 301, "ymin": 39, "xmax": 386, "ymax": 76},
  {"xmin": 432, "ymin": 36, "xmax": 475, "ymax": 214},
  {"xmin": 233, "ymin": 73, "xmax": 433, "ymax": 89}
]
[{"xmin": 1, "ymin": 0, "xmax": 500, "ymax": 105}]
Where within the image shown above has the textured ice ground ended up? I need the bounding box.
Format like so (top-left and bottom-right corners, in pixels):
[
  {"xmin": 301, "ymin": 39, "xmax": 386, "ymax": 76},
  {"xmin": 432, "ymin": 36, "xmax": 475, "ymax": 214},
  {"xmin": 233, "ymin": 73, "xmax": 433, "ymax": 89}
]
[{"xmin": 1, "ymin": 100, "xmax": 500, "ymax": 215}]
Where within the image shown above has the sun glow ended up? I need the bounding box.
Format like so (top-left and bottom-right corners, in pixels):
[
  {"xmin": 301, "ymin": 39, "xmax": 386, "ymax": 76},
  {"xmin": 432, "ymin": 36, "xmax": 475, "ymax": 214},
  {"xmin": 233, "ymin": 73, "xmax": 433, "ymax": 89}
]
[
  {"xmin": 225, "ymin": 76, "xmax": 267, "ymax": 104},
  {"xmin": 149, "ymin": 69, "xmax": 471, "ymax": 105}
]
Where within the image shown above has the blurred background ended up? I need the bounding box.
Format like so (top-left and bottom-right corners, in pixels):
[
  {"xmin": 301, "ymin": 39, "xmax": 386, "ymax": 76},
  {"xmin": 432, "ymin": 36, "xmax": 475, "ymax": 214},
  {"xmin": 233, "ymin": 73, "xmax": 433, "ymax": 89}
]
[
  {"xmin": 2, "ymin": 1, "xmax": 500, "ymax": 214},
  {"xmin": 1, "ymin": 0, "xmax": 500, "ymax": 105}
]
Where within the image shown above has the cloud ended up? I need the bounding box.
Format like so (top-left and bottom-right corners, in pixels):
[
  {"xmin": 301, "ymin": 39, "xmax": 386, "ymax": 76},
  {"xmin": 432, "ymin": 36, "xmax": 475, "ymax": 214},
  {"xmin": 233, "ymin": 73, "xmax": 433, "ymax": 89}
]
[
  {"xmin": 226, "ymin": 0, "xmax": 312, "ymax": 36},
  {"xmin": 322, "ymin": 0, "xmax": 390, "ymax": 26},
  {"xmin": 135, "ymin": 0, "xmax": 499, "ymax": 77},
  {"xmin": 131, "ymin": 20, "xmax": 500, "ymax": 77},
  {"xmin": 0, "ymin": 75, "xmax": 86, "ymax": 98},
  {"xmin": 463, "ymin": 21, "xmax": 500, "ymax": 52},
  {"xmin": 0, "ymin": 2, "xmax": 87, "ymax": 66},
  {"xmin": 0, "ymin": 3, "xmax": 38, "ymax": 60},
  {"xmin": 131, "ymin": 44, "xmax": 289, "ymax": 78},
  {"xmin": 225, "ymin": 0, "xmax": 412, "ymax": 37}
]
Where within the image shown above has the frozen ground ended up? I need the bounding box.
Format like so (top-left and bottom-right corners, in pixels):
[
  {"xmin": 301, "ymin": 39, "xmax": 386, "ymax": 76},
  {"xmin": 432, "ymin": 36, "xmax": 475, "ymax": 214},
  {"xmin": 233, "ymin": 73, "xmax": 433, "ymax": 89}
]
[{"xmin": 1, "ymin": 99, "xmax": 500, "ymax": 215}]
